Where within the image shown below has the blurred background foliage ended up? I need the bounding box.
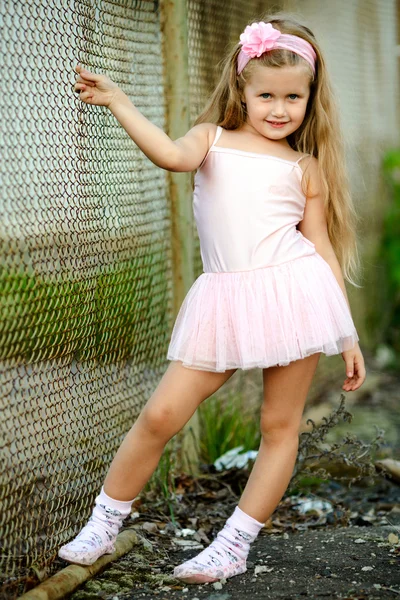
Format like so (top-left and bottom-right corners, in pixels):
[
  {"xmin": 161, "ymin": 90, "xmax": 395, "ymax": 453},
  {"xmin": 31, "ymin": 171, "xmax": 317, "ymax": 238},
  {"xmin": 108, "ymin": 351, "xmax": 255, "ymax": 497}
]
[{"xmin": 364, "ymin": 149, "xmax": 400, "ymax": 369}]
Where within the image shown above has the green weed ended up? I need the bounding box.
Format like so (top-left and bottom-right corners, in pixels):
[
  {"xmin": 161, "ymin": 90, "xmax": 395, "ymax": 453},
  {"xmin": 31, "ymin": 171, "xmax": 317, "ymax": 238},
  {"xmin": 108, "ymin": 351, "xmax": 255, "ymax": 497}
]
[
  {"xmin": 198, "ymin": 390, "xmax": 261, "ymax": 465},
  {"xmin": 371, "ymin": 149, "xmax": 400, "ymax": 360}
]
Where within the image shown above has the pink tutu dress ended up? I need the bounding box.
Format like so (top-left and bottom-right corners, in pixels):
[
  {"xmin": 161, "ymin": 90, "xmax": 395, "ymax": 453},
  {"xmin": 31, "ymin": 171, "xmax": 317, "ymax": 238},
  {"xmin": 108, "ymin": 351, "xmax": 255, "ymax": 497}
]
[{"xmin": 167, "ymin": 125, "xmax": 359, "ymax": 372}]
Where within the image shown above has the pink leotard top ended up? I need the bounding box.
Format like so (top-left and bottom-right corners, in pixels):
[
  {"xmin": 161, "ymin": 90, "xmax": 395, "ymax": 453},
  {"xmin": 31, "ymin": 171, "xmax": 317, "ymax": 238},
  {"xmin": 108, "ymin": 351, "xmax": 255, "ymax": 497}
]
[{"xmin": 193, "ymin": 125, "xmax": 316, "ymax": 273}]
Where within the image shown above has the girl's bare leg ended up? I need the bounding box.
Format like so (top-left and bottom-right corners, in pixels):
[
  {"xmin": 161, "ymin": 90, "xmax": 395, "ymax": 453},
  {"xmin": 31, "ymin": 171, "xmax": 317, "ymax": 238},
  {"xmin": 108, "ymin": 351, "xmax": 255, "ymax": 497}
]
[
  {"xmin": 173, "ymin": 353, "xmax": 321, "ymax": 584},
  {"xmin": 103, "ymin": 360, "xmax": 237, "ymax": 500},
  {"xmin": 238, "ymin": 353, "xmax": 321, "ymax": 522},
  {"xmin": 59, "ymin": 360, "xmax": 237, "ymax": 565}
]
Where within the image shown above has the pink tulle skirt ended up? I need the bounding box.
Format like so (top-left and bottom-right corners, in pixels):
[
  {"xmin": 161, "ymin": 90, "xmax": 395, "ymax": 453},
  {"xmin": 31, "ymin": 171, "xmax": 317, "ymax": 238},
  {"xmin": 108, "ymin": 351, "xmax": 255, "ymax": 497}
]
[{"xmin": 167, "ymin": 253, "xmax": 359, "ymax": 372}]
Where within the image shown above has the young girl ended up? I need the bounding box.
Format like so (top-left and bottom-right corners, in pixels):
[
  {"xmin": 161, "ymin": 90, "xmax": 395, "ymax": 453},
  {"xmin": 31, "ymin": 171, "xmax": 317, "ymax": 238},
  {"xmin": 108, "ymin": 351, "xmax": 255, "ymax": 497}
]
[{"xmin": 59, "ymin": 13, "xmax": 366, "ymax": 584}]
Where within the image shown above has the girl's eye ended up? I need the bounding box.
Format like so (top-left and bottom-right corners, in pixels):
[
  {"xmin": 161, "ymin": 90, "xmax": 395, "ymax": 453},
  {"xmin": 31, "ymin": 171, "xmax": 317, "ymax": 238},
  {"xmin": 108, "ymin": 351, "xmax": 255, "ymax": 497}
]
[
  {"xmin": 288, "ymin": 94, "xmax": 298, "ymax": 100},
  {"xmin": 260, "ymin": 93, "xmax": 271, "ymax": 99}
]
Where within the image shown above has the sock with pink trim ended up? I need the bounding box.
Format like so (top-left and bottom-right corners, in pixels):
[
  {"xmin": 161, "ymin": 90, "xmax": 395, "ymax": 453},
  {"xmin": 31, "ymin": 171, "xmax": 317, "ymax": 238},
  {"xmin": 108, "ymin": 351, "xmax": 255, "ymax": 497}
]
[
  {"xmin": 173, "ymin": 505, "xmax": 265, "ymax": 583},
  {"xmin": 58, "ymin": 487, "xmax": 135, "ymax": 566}
]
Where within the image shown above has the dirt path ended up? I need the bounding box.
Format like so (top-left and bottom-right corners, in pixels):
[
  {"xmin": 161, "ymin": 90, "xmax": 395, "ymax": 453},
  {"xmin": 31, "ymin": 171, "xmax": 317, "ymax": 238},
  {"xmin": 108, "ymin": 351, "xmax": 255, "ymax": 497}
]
[
  {"xmin": 69, "ymin": 476, "xmax": 400, "ymax": 600},
  {"xmin": 70, "ymin": 524, "xmax": 399, "ymax": 600}
]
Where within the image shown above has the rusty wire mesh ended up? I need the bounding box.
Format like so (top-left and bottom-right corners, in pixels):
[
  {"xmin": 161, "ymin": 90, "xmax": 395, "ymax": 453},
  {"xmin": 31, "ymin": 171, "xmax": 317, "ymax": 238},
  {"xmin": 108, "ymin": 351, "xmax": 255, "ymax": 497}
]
[
  {"xmin": 1, "ymin": 0, "xmax": 172, "ymax": 595},
  {"xmin": 0, "ymin": 0, "xmax": 281, "ymax": 595}
]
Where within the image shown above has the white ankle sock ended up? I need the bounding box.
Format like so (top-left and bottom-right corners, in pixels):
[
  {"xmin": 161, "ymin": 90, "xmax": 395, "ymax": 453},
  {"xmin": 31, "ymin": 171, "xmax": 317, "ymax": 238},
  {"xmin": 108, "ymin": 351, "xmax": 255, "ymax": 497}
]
[
  {"xmin": 174, "ymin": 505, "xmax": 264, "ymax": 583},
  {"xmin": 58, "ymin": 487, "xmax": 135, "ymax": 565}
]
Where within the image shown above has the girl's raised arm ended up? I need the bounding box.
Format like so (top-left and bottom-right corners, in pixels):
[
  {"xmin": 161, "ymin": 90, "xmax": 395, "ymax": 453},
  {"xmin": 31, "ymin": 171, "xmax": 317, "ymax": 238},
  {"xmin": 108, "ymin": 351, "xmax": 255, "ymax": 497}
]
[{"xmin": 74, "ymin": 65, "xmax": 211, "ymax": 172}]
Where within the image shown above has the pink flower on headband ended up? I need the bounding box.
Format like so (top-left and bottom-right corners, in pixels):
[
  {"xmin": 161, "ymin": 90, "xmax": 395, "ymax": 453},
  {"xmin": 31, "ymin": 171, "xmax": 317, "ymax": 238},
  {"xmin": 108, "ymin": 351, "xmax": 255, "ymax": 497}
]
[{"xmin": 239, "ymin": 22, "xmax": 282, "ymax": 58}]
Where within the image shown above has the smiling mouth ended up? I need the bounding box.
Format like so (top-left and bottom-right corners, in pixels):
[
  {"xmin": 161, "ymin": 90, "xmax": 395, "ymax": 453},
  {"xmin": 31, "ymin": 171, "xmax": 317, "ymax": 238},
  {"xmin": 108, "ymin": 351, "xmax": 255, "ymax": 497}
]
[{"xmin": 267, "ymin": 121, "xmax": 289, "ymax": 124}]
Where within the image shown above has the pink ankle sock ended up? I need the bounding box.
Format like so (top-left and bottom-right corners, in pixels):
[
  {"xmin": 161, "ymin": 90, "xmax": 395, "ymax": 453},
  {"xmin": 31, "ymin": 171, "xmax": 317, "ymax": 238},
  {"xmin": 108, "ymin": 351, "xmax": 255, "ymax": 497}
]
[
  {"xmin": 173, "ymin": 505, "xmax": 264, "ymax": 583},
  {"xmin": 58, "ymin": 487, "xmax": 135, "ymax": 566}
]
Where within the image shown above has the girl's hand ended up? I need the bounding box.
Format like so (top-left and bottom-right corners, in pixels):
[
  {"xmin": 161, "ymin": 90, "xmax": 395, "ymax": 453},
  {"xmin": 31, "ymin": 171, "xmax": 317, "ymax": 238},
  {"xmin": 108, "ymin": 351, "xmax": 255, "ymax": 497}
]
[
  {"xmin": 341, "ymin": 342, "xmax": 366, "ymax": 391},
  {"xmin": 73, "ymin": 64, "xmax": 121, "ymax": 108}
]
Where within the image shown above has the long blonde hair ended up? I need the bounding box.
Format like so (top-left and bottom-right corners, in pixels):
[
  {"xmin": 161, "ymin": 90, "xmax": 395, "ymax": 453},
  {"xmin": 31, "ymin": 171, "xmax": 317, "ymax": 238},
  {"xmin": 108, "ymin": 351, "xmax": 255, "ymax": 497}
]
[{"xmin": 194, "ymin": 12, "xmax": 362, "ymax": 288}]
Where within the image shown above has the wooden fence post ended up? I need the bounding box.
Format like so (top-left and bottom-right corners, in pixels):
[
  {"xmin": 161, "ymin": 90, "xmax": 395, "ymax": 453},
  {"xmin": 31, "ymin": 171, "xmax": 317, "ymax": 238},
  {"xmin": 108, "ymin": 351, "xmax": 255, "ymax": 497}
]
[{"xmin": 160, "ymin": 0, "xmax": 200, "ymax": 475}]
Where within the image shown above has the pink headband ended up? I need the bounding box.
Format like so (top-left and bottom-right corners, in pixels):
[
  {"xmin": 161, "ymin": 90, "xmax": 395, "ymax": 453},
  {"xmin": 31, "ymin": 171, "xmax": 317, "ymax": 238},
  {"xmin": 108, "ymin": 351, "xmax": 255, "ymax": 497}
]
[{"xmin": 237, "ymin": 22, "xmax": 317, "ymax": 75}]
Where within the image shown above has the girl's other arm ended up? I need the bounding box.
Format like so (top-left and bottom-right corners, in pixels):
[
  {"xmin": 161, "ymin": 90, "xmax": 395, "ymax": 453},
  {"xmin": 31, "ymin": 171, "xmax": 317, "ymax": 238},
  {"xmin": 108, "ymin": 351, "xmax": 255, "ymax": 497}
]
[
  {"xmin": 297, "ymin": 158, "xmax": 352, "ymax": 311},
  {"xmin": 298, "ymin": 158, "xmax": 366, "ymax": 391}
]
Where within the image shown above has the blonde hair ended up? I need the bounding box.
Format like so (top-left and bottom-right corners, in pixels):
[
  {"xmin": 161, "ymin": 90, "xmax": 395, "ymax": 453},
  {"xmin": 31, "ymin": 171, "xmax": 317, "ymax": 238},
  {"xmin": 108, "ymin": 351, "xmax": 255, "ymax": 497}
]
[{"xmin": 194, "ymin": 12, "xmax": 362, "ymax": 288}]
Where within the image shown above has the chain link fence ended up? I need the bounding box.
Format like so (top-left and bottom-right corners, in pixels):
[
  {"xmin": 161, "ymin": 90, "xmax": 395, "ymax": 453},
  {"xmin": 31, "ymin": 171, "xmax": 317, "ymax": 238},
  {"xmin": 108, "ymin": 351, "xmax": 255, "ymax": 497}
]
[
  {"xmin": 0, "ymin": 0, "xmax": 274, "ymax": 596},
  {"xmin": 1, "ymin": 0, "xmax": 172, "ymax": 595}
]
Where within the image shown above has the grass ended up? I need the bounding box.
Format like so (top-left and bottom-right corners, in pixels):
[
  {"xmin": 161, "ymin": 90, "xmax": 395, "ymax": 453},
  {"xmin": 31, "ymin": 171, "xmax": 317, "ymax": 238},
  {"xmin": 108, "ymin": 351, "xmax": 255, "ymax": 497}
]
[{"xmin": 197, "ymin": 389, "xmax": 261, "ymax": 465}]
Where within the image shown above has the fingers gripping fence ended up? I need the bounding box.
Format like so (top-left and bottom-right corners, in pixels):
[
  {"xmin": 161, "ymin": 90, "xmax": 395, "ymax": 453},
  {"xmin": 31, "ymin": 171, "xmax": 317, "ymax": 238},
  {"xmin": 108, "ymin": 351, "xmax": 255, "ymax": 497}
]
[{"xmin": 0, "ymin": 0, "xmax": 272, "ymax": 596}]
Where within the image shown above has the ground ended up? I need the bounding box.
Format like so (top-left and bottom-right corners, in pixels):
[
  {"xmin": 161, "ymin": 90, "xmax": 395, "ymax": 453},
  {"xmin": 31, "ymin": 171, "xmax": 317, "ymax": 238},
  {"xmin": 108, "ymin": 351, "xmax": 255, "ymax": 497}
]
[
  {"xmin": 60, "ymin": 366, "xmax": 400, "ymax": 600},
  {"xmin": 68, "ymin": 479, "xmax": 400, "ymax": 600}
]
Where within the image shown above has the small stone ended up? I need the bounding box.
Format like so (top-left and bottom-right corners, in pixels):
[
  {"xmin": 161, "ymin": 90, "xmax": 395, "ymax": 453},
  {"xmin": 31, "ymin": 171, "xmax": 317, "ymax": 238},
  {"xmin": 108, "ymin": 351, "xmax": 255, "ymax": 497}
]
[
  {"xmin": 388, "ymin": 533, "xmax": 399, "ymax": 545},
  {"xmin": 163, "ymin": 522, "xmax": 177, "ymax": 535},
  {"xmin": 373, "ymin": 584, "xmax": 382, "ymax": 590},
  {"xmin": 254, "ymin": 565, "xmax": 273, "ymax": 575},
  {"xmin": 181, "ymin": 528, "xmax": 196, "ymax": 537},
  {"xmin": 283, "ymin": 532, "xmax": 289, "ymax": 539},
  {"xmin": 182, "ymin": 587, "xmax": 189, "ymax": 593},
  {"xmin": 212, "ymin": 581, "xmax": 223, "ymax": 590},
  {"xmin": 289, "ymin": 580, "xmax": 295, "ymax": 584},
  {"xmin": 142, "ymin": 521, "xmax": 158, "ymax": 533},
  {"xmin": 141, "ymin": 537, "xmax": 153, "ymax": 552},
  {"xmin": 361, "ymin": 566, "xmax": 374, "ymax": 572},
  {"xmin": 321, "ymin": 568, "xmax": 332, "ymax": 578},
  {"xmin": 172, "ymin": 538, "xmax": 204, "ymax": 550},
  {"xmin": 295, "ymin": 546, "xmax": 303, "ymax": 551},
  {"xmin": 354, "ymin": 538, "xmax": 366, "ymax": 544}
]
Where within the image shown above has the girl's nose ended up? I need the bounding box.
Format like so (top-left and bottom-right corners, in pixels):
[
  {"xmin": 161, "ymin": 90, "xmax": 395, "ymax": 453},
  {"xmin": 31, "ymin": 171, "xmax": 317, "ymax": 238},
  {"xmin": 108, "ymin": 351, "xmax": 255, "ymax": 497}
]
[{"xmin": 271, "ymin": 103, "xmax": 286, "ymax": 118}]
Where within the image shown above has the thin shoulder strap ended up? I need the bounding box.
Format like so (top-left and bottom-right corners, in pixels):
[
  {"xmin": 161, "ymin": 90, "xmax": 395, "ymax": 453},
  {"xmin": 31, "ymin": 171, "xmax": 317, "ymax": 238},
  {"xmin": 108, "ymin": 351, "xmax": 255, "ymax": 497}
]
[
  {"xmin": 295, "ymin": 153, "xmax": 312, "ymax": 165},
  {"xmin": 199, "ymin": 125, "xmax": 223, "ymax": 168},
  {"xmin": 212, "ymin": 125, "xmax": 223, "ymax": 147}
]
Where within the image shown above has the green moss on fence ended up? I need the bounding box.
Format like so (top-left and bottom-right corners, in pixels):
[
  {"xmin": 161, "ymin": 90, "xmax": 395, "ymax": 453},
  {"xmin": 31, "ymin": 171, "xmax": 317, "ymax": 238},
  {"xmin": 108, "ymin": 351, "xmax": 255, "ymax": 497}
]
[{"xmin": 0, "ymin": 263, "xmax": 170, "ymax": 364}]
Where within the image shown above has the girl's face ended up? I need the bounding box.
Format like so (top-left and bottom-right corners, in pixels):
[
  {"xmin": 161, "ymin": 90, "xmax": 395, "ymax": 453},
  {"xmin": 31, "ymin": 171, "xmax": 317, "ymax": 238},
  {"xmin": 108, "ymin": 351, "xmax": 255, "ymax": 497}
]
[{"xmin": 241, "ymin": 64, "xmax": 311, "ymax": 142}]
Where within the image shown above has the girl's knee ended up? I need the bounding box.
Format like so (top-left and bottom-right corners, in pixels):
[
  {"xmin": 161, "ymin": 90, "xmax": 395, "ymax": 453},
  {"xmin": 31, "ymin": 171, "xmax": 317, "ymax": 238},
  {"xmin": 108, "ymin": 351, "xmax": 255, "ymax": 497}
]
[
  {"xmin": 140, "ymin": 402, "xmax": 176, "ymax": 438},
  {"xmin": 260, "ymin": 413, "xmax": 300, "ymax": 444}
]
